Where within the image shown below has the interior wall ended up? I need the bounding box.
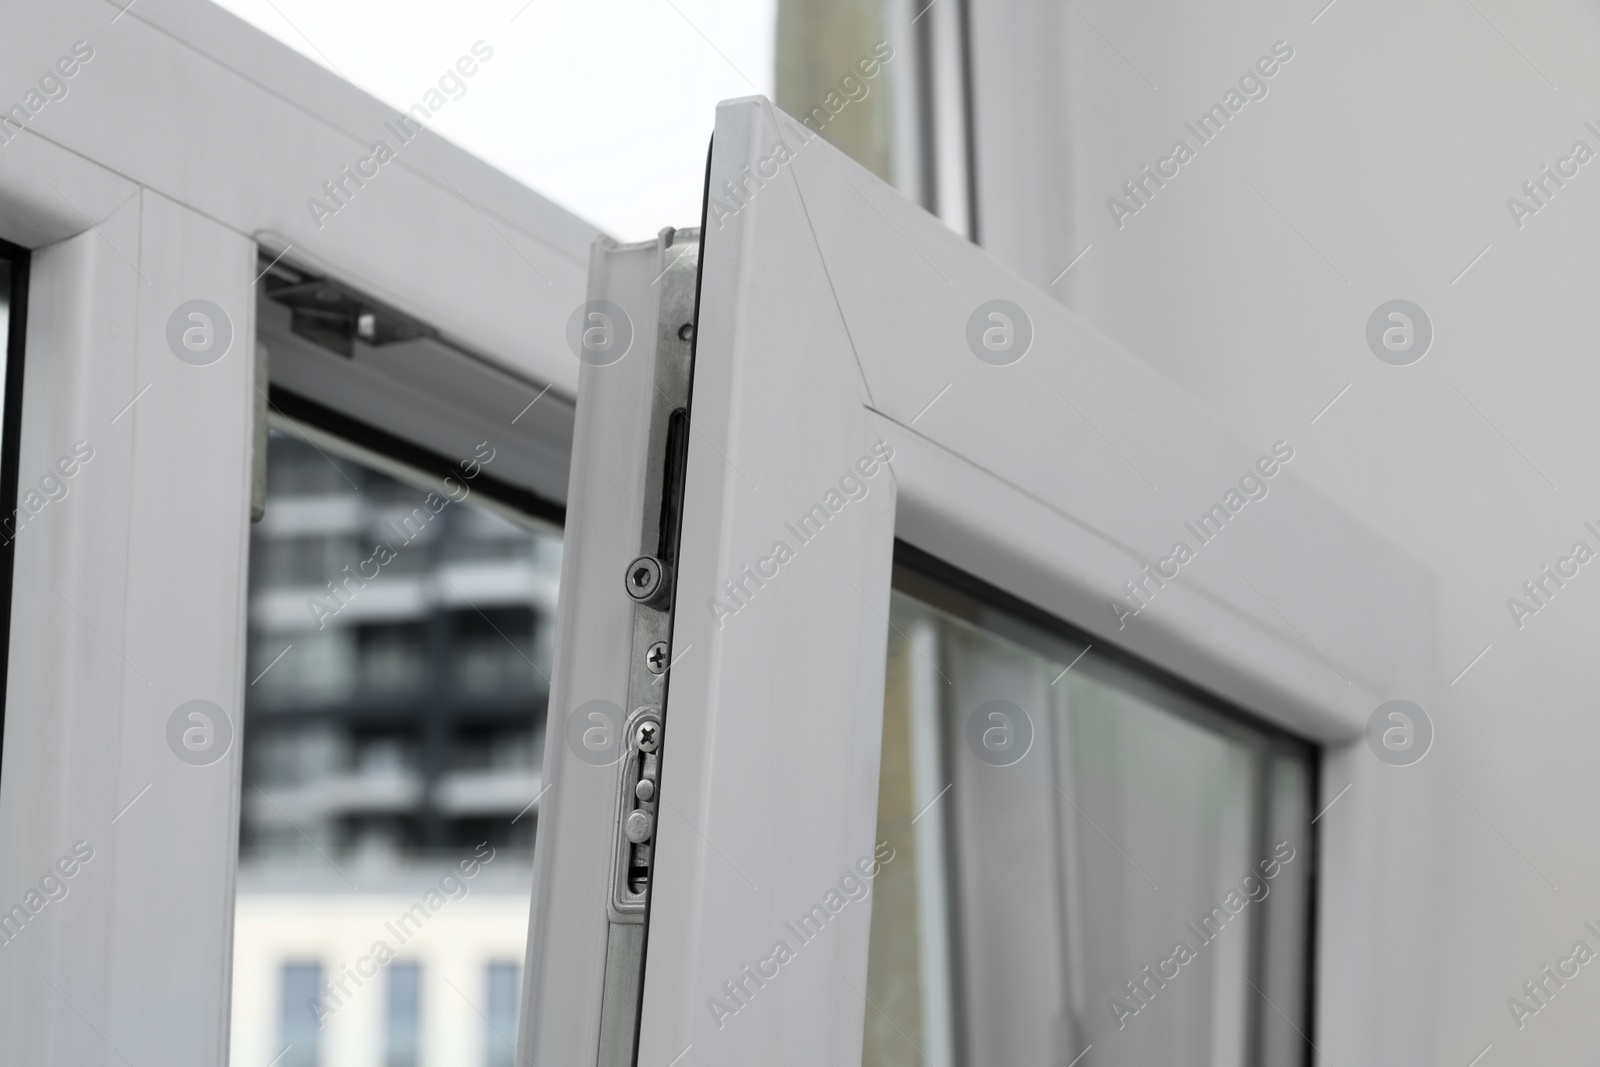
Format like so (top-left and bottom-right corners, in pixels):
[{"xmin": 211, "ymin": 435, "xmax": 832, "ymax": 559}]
[{"xmin": 971, "ymin": 0, "xmax": 1600, "ymax": 1062}]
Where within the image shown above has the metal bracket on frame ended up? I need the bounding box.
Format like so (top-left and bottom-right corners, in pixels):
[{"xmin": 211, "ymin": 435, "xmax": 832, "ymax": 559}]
[{"xmin": 595, "ymin": 226, "xmax": 699, "ymax": 1066}]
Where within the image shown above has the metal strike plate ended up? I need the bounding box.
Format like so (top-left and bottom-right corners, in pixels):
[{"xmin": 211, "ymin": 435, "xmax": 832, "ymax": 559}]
[
  {"xmin": 594, "ymin": 226, "xmax": 699, "ymax": 1067},
  {"xmin": 605, "ymin": 226, "xmax": 697, "ymax": 924}
]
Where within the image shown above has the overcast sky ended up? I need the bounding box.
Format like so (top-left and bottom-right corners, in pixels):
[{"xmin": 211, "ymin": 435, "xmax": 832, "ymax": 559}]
[{"xmin": 210, "ymin": 0, "xmax": 777, "ymax": 240}]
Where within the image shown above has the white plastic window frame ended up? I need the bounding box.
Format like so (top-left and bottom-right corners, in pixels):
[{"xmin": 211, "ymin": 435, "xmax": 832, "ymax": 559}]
[
  {"xmin": 0, "ymin": 3, "xmax": 593, "ymax": 1064},
  {"xmin": 525, "ymin": 97, "xmax": 1435, "ymax": 1067}
]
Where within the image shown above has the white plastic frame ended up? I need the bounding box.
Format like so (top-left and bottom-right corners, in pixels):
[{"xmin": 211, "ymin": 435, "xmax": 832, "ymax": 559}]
[
  {"xmin": 530, "ymin": 97, "xmax": 1435, "ymax": 1066},
  {"xmin": 0, "ymin": 0, "xmax": 1438, "ymax": 1060},
  {"xmin": 0, "ymin": 3, "xmax": 594, "ymax": 1064}
]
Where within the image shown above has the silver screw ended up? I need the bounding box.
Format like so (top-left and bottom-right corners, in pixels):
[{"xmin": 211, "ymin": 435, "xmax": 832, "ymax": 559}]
[
  {"xmin": 635, "ymin": 721, "xmax": 660, "ymax": 753},
  {"xmin": 624, "ymin": 555, "xmax": 665, "ymax": 603},
  {"xmin": 645, "ymin": 641, "xmax": 669, "ymax": 674}
]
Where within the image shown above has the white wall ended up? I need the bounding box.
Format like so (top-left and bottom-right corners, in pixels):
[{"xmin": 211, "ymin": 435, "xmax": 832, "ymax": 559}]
[{"xmin": 973, "ymin": 0, "xmax": 1600, "ymax": 1062}]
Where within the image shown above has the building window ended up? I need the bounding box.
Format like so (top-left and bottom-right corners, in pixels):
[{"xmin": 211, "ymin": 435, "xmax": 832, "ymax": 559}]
[
  {"xmin": 280, "ymin": 962, "xmax": 322, "ymax": 1067},
  {"xmin": 485, "ymin": 961, "xmax": 521, "ymax": 1067},
  {"xmin": 865, "ymin": 547, "xmax": 1316, "ymax": 1066},
  {"xmin": 386, "ymin": 961, "xmax": 422, "ymax": 1067}
]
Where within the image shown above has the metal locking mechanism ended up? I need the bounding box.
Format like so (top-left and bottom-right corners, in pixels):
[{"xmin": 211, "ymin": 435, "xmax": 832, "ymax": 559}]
[
  {"xmin": 593, "ymin": 226, "xmax": 699, "ymax": 1067},
  {"xmin": 616, "ymin": 707, "xmax": 664, "ymax": 895}
]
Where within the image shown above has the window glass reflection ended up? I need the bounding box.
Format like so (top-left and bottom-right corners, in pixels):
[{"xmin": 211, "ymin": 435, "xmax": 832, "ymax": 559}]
[
  {"xmin": 0, "ymin": 259, "xmax": 10, "ymax": 447},
  {"xmin": 866, "ymin": 564, "xmax": 1314, "ymax": 1067},
  {"xmin": 231, "ymin": 427, "xmax": 558, "ymax": 1067}
]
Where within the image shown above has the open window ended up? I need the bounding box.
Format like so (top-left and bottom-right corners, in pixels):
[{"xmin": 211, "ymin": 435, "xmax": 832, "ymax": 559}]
[
  {"xmin": 228, "ymin": 257, "xmax": 572, "ymax": 1067},
  {"xmin": 523, "ymin": 97, "xmax": 1430, "ymax": 1067},
  {"xmin": 0, "ymin": 10, "xmax": 1433, "ymax": 1066}
]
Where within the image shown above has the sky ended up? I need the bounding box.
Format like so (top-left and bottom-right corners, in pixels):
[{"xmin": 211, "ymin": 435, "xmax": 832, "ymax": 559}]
[{"xmin": 209, "ymin": 0, "xmax": 778, "ymax": 241}]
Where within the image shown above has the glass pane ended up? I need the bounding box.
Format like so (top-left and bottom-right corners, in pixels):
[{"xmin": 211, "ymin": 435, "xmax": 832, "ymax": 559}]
[
  {"xmin": 231, "ymin": 427, "xmax": 560, "ymax": 1067},
  {"xmin": 864, "ymin": 598, "xmax": 957, "ymax": 1067},
  {"xmin": 280, "ymin": 961, "xmax": 323, "ymax": 1067},
  {"xmin": 1054, "ymin": 654, "xmax": 1262, "ymax": 1065},
  {"xmin": 866, "ymin": 566, "xmax": 1314, "ymax": 1067},
  {"xmin": 386, "ymin": 961, "xmax": 421, "ymax": 1067},
  {"xmin": 0, "ymin": 258, "xmax": 10, "ymax": 444},
  {"xmin": 484, "ymin": 961, "xmax": 520, "ymax": 1067},
  {"xmin": 775, "ymin": 0, "xmax": 909, "ymax": 189}
]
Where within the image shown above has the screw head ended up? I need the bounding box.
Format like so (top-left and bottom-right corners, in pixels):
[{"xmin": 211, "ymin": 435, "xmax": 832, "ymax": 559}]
[
  {"xmin": 635, "ymin": 721, "xmax": 661, "ymax": 753},
  {"xmin": 624, "ymin": 810, "xmax": 654, "ymax": 843},
  {"xmin": 678, "ymin": 323, "xmax": 694, "ymax": 341},
  {"xmin": 645, "ymin": 641, "xmax": 669, "ymax": 674},
  {"xmin": 625, "ymin": 555, "xmax": 665, "ymax": 603}
]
